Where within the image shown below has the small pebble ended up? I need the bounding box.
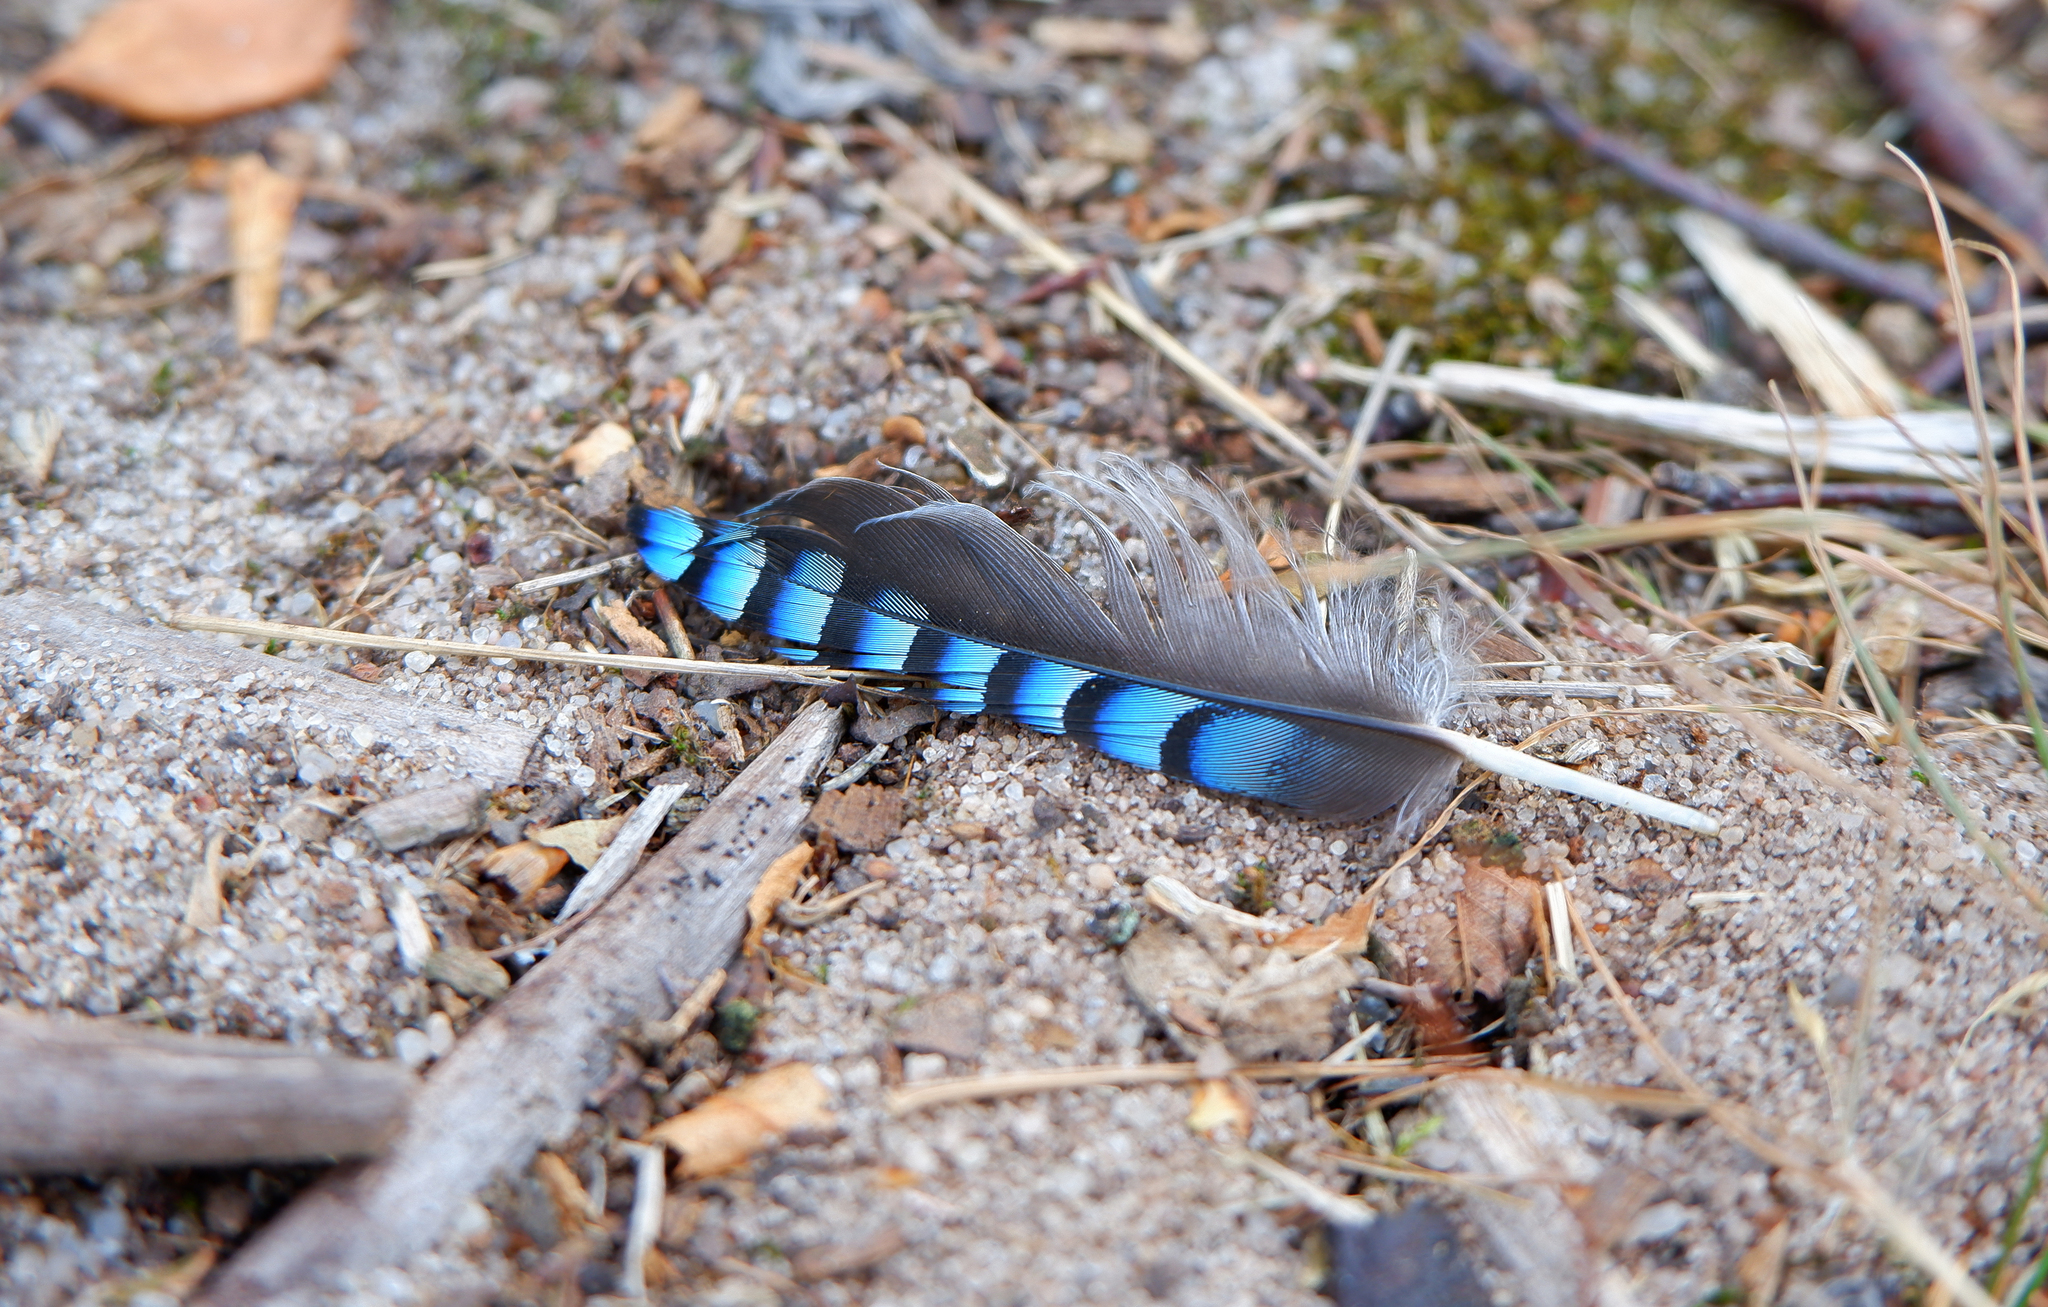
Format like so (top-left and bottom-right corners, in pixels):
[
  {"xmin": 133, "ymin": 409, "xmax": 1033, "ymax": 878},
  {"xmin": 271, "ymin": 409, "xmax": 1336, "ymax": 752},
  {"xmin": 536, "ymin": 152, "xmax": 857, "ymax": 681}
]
[{"xmin": 394, "ymin": 1027, "xmax": 433, "ymax": 1069}]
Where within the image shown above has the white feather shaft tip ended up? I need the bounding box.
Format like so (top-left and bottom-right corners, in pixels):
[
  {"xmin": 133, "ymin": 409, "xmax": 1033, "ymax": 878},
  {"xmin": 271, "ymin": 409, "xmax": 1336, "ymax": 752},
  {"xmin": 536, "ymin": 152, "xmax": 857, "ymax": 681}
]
[{"xmin": 1421, "ymin": 725, "xmax": 1722, "ymax": 835}]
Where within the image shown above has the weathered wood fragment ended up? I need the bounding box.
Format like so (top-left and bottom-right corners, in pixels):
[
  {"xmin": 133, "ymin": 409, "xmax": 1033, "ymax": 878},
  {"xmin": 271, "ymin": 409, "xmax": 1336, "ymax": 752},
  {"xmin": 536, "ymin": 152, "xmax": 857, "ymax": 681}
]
[
  {"xmin": 0, "ymin": 1010, "xmax": 412, "ymax": 1174},
  {"xmin": 196, "ymin": 701, "xmax": 843, "ymax": 1306}
]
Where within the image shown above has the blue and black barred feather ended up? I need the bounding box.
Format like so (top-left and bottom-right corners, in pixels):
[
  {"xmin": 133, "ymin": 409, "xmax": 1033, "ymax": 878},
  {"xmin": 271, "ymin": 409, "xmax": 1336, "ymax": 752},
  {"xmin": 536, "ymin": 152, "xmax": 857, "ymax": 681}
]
[{"xmin": 629, "ymin": 456, "xmax": 1480, "ymax": 822}]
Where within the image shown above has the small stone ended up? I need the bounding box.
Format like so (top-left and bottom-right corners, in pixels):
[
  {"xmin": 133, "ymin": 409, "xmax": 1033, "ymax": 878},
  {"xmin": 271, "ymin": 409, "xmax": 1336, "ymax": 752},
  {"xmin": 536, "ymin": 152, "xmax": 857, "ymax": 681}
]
[
  {"xmin": 403, "ymin": 650, "xmax": 438, "ymax": 674},
  {"xmin": 423, "ymin": 945, "xmax": 511, "ymax": 1000},
  {"xmin": 1860, "ymin": 301, "xmax": 1936, "ymax": 372},
  {"xmin": 902, "ymin": 1053, "xmax": 949, "ymax": 1082},
  {"xmin": 426, "ymin": 1010, "xmax": 456, "ymax": 1058},
  {"xmin": 1626, "ymin": 1200, "xmax": 1694, "ymax": 1245},
  {"xmin": 295, "ymin": 746, "xmax": 339, "ymax": 786},
  {"xmin": 394, "ymin": 1027, "xmax": 433, "ymax": 1069},
  {"xmin": 765, "ymin": 393, "xmax": 797, "ymax": 423}
]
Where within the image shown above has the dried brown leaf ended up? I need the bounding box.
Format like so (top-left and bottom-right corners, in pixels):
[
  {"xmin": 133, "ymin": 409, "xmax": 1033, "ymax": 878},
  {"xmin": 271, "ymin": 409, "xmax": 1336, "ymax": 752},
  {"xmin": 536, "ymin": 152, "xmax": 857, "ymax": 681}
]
[
  {"xmin": 1454, "ymin": 860, "xmax": 1541, "ymax": 1001},
  {"xmin": 20, "ymin": 0, "xmax": 353, "ymax": 126},
  {"xmin": 633, "ymin": 85, "xmax": 704, "ymax": 150},
  {"xmin": 530, "ymin": 814, "xmax": 627, "ymax": 869},
  {"xmin": 647, "ymin": 1062, "xmax": 834, "ymax": 1178},
  {"xmin": 1277, "ymin": 895, "xmax": 1376, "ymax": 957}
]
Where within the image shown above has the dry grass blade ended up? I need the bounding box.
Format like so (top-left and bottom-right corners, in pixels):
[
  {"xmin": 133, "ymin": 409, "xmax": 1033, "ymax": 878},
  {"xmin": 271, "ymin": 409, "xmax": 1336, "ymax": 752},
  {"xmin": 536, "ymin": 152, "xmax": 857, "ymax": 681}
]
[{"xmin": 171, "ymin": 613, "xmax": 859, "ymax": 686}]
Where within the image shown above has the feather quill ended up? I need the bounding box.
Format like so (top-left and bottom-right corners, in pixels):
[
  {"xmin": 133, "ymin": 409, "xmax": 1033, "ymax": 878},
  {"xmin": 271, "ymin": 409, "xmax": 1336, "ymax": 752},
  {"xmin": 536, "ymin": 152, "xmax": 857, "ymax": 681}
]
[{"xmin": 629, "ymin": 456, "xmax": 1718, "ymax": 834}]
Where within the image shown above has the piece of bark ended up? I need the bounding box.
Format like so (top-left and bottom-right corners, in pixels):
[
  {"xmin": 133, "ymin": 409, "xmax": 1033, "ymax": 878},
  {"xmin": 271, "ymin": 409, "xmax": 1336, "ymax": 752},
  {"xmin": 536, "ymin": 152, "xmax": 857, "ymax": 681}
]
[
  {"xmin": 195, "ymin": 701, "xmax": 843, "ymax": 1307},
  {"xmin": 1, "ymin": 590, "xmax": 537, "ymax": 784},
  {"xmin": 356, "ymin": 780, "xmax": 488, "ymax": 852},
  {"xmin": 0, "ymin": 1010, "xmax": 411, "ymax": 1174}
]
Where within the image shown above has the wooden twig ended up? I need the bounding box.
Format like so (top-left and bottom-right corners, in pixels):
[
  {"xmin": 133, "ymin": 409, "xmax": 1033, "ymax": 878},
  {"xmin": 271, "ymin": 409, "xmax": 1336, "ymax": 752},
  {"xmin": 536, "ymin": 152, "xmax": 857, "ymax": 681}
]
[
  {"xmin": 1782, "ymin": 0, "xmax": 2048, "ymax": 258},
  {"xmin": 195, "ymin": 702, "xmax": 844, "ymax": 1306},
  {"xmin": 1461, "ymin": 32, "xmax": 1947, "ymax": 316},
  {"xmin": 0, "ymin": 1011, "xmax": 412, "ymax": 1174},
  {"xmin": 3, "ymin": 591, "xmax": 539, "ymax": 784}
]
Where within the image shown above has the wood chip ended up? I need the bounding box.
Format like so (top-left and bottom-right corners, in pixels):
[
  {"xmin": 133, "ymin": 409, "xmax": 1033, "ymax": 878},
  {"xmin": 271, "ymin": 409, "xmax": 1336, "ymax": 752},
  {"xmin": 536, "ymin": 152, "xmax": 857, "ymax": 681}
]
[
  {"xmin": 480, "ymin": 840, "xmax": 571, "ymax": 900},
  {"xmin": 1028, "ymin": 6, "xmax": 1209, "ymax": 63}
]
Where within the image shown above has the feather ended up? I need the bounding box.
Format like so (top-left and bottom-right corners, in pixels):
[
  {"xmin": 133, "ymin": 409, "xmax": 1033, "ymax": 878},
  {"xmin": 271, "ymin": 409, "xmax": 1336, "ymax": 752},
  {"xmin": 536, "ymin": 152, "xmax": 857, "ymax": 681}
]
[{"xmin": 629, "ymin": 456, "xmax": 1718, "ymax": 834}]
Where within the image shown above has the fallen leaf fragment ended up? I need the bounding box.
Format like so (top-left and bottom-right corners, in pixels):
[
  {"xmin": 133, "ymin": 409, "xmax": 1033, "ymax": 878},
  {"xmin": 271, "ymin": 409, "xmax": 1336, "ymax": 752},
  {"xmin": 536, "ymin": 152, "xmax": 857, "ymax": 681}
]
[
  {"xmin": 530, "ymin": 814, "xmax": 628, "ymax": 869},
  {"xmin": 809, "ymin": 785, "xmax": 905, "ymax": 854},
  {"xmin": 1, "ymin": 409, "xmax": 62, "ymax": 493},
  {"xmin": 1278, "ymin": 895, "xmax": 1377, "ymax": 958},
  {"xmin": 634, "ymin": 85, "xmax": 704, "ymax": 150},
  {"xmin": 744, "ymin": 842, "xmax": 811, "ymax": 955},
  {"xmin": 1187, "ymin": 1077, "xmax": 1252, "ymax": 1139},
  {"xmin": 596, "ymin": 600, "xmax": 669, "ymax": 660},
  {"xmin": 480, "ymin": 839, "xmax": 571, "ymax": 900},
  {"xmin": 227, "ymin": 153, "xmax": 301, "ymax": 345},
  {"xmin": 6, "ymin": 0, "xmax": 354, "ymax": 127},
  {"xmin": 647, "ymin": 1062, "xmax": 834, "ymax": 1178},
  {"xmin": 561, "ymin": 421, "xmax": 637, "ymax": 478},
  {"xmin": 1454, "ymin": 860, "xmax": 1541, "ymax": 1001}
]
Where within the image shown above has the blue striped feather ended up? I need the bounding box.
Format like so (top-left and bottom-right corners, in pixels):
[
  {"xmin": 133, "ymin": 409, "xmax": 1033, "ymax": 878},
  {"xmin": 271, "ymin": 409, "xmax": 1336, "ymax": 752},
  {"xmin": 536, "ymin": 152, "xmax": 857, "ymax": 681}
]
[{"xmin": 627, "ymin": 458, "xmax": 1481, "ymax": 823}]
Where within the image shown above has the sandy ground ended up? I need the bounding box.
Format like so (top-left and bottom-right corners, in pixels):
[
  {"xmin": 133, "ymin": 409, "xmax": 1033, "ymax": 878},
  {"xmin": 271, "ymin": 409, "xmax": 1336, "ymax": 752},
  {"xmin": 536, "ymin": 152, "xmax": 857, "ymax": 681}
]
[{"xmin": 3, "ymin": 2, "xmax": 2047, "ymax": 1305}]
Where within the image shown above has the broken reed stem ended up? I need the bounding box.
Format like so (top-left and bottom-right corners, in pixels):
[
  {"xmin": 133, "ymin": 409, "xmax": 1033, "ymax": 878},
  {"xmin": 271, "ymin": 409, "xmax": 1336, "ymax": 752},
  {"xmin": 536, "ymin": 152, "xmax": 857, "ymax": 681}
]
[
  {"xmin": 1323, "ymin": 325, "xmax": 1417, "ymax": 550},
  {"xmin": 171, "ymin": 613, "xmax": 861, "ymax": 687}
]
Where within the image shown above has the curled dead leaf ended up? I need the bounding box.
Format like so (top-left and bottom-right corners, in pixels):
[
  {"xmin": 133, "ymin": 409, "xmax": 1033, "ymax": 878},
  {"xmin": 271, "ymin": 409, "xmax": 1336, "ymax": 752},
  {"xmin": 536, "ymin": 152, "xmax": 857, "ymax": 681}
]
[{"xmin": 646, "ymin": 1062, "xmax": 834, "ymax": 1178}]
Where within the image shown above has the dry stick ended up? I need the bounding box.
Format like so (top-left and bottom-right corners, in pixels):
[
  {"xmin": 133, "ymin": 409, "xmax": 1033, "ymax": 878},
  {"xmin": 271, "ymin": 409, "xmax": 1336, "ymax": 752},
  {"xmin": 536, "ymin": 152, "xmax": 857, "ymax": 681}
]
[
  {"xmin": 1784, "ymin": 0, "xmax": 2048, "ymax": 258},
  {"xmin": 0, "ymin": 1011, "xmax": 412, "ymax": 1174},
  {"xmin": 196, "ymin": 702, "xmax": 844, "ymax": 1307},
  {"xmin": 1561, "ymin": 895, "xmax": 2001, "ymax": 1307},
  {"xmin": 885, "ymin": 1055, "xmax": 1486, "ymax": 1114},
  {"xmin": 1323, "ymin": 325, "xmax": 1418, "ymax": 550},
  {"xmin": 1461, "ymin": 32, "xmax": 1945, "ymax": 316}
]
